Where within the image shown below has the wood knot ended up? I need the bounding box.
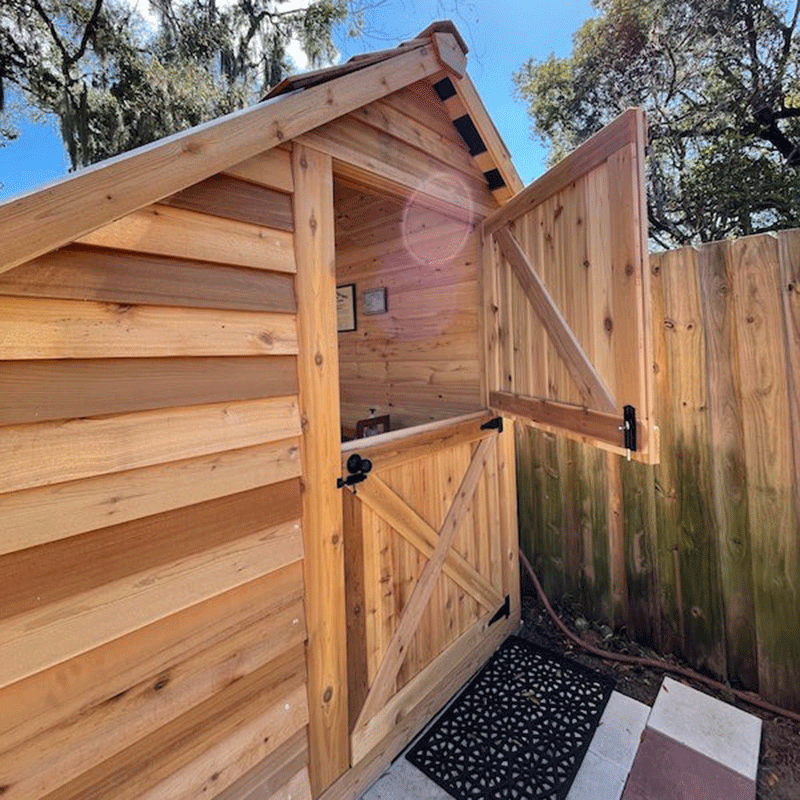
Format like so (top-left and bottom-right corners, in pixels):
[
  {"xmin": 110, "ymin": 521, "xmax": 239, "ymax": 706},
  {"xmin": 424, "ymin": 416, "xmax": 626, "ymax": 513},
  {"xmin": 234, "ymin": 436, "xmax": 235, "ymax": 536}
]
[
  {"xmin": 315, "ymin": 351, "xmax": 323, "ymax": 366},
  {"xmin": 182, "ymin": 140, "xmax": 202, "ymax": 155},
  {"xmin": 625, "ymin": 262, "xmax": 634, "ymax": 277},
  {"xmin": 309, "ymin": 214, "xmax": 318, "ymax": 232},
  {"xmin": 323, "ymin": 686, "xmax": 334, "ymax": 703},
  {"xmin": 153, "ymin": 676, "xmax": 170, "ymax": 692},
  {"xmin": 664, "ymin": 319, "xmax": 675, "ymax": 330},
  {"xmin": 258, "ymin": 331, "xmax": 274, "ymax": 346},
  {"xmin": 604, "ymin": 317, "xmax": 613, "ymax": 333}
]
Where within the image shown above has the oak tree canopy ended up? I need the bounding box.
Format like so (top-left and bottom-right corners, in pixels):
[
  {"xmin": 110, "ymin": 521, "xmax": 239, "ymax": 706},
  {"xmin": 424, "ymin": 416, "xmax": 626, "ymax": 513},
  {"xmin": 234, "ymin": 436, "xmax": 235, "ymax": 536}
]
[{"xmin": 514, "ymin": 0, "xmax": 800, "ymax": 246}]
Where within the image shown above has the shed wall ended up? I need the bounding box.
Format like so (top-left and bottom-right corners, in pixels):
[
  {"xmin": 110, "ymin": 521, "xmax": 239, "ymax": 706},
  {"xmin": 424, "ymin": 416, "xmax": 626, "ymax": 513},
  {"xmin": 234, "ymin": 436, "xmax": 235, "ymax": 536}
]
[{"xmin": 0, "ymin": 148, "xmax": 313, "ymax": 800}]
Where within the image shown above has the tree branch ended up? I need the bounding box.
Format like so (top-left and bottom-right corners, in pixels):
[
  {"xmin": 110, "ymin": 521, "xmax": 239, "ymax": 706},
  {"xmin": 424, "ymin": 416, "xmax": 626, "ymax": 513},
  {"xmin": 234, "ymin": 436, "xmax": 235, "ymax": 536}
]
[
  {"xmin": 69, "ymin": 0, "xmax": 105, "ymax": 67},
  {"xmin": 30, "ymin": 0, "xmax": 71, "ymax": 67}
]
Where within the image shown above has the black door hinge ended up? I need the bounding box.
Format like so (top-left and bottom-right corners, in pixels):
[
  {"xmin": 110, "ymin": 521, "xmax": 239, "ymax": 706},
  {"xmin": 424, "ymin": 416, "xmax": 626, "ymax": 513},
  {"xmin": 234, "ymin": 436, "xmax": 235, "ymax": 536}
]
[
  {"xmin": 488, "ymin": 595, "xmax": 511, "ymax": 626},
  {"xmin": 337, "ymin": 453, "xmax": 373, "ymax": 489},
  {"xmin": 481, "ymin": 416, "xmax": 504, "ymax": 433},
  {"xmin": 622, "ymin": 405, "xmax": 637, "ymax": 452}
]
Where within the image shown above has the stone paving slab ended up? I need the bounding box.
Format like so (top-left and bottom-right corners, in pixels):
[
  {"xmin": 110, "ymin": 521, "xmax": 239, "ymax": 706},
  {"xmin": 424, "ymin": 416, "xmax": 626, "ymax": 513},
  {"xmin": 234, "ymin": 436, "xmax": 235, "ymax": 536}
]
[
  {"xmin": 646, "ymin": 676, "xmax": 762, "ymax": 781},
  {"xmin": 621, "ymin": 727, "xmax": 756, "ymax": 800}
]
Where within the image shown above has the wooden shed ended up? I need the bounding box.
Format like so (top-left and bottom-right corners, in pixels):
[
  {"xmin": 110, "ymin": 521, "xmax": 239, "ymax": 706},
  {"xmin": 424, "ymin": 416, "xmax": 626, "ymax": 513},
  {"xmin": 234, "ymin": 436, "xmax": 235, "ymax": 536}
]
[{"xmin": 0, "ymin": 21, "xmax": 657, "ymax": 800}]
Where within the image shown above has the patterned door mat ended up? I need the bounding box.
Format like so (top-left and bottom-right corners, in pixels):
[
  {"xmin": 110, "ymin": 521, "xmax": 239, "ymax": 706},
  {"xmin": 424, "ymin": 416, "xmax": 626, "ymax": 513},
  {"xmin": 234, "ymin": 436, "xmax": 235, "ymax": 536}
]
[{"xmin": 406, "ymin": 636, "xmax": 615, "ymax": 800}]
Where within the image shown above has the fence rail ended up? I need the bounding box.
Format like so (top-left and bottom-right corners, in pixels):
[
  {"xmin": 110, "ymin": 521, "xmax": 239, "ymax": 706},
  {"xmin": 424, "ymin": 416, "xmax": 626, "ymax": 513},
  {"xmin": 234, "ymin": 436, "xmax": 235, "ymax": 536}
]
[{"xmin": 517, "ymin": 229, "xmax": 800, "ymax": 711}]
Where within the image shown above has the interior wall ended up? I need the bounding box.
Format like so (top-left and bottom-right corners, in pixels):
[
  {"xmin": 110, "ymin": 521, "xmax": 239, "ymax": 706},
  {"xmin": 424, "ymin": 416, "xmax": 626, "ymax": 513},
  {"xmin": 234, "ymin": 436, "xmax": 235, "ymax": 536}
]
[{"xmin": 335, "ymin": 181, "xmax": 484, "ymax": 433}]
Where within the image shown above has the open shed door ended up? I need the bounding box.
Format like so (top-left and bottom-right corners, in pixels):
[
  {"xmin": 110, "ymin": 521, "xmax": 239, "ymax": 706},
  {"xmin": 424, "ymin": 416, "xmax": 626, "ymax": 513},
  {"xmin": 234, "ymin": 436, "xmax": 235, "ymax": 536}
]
[{"xmin": 482, "ymin": 108, "xmax": 657, "ymax": 463}]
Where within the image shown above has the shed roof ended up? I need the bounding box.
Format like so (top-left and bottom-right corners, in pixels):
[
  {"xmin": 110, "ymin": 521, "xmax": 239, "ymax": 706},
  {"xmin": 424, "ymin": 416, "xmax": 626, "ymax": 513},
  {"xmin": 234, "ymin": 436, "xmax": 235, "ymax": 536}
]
[{"xmin": 0, "ymin": 20, "xmax": 521, "ymax": 275}]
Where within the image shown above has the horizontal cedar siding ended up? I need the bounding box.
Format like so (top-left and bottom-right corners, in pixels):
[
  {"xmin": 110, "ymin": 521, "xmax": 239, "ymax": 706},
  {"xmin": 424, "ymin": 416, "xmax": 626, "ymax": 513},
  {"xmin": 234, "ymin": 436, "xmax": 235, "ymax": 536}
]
[
  {"xmin": 0, "ymin": 244, "xmax": 297, "ymax": 312},
  {"xmin": 0, "ymin": 164, "xmax": 309, "ymax": 800},
  {"xmin": 0, "ymin": 356, "xmax": 298, "ymax": 426},
  {"xmin": 163, "ymin": 174, "xmax": 294, "ymax": 232}
]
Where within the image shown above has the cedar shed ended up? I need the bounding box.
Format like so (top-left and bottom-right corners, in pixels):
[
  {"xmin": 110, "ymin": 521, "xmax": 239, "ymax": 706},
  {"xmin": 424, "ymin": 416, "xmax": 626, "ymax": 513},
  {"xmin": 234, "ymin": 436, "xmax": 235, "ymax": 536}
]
[{"xmin": 0, "ymin": 21, "xmax": 657, "ymax": 800}]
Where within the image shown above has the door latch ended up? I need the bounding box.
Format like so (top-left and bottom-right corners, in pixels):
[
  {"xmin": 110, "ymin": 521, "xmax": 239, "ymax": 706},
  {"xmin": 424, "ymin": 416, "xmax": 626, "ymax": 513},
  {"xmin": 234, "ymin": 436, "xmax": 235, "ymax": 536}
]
[{"xmin": 337, "ymin": 453, "xmax": 373, "ymax": 489}]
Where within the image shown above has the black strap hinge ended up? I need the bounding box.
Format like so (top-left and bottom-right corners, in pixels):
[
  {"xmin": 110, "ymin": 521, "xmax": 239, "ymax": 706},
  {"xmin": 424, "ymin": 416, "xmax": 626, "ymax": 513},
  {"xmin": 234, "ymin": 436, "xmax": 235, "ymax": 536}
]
[
  {"xmin": 488, "ymin": 595, "xmax": 510, "ymax": 626},
  {"xmin": 481, "ymin": 416, "xmax": 504, "ymax": 433},
  {"xmin": 622, "ymin": 405, "xmax": 637, "ymax": 452}
]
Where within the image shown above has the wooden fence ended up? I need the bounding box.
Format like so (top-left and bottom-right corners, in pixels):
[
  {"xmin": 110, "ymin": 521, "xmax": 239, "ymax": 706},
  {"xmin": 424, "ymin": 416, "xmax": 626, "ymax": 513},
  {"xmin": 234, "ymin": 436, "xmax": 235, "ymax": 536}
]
[{"xmin": 516, "ymin": 229, "xmax": 800, "ymax": 711}]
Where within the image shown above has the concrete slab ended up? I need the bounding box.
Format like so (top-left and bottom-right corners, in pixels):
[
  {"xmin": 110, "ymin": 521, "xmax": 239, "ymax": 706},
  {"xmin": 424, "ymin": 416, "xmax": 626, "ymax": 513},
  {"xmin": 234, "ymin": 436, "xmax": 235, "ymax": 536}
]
[
  {"xmin": 646, "ymin": 677, "xmax": 762, "ymax": 781},
  {"xmin": 566, "ymin": 750, "xmax": 628, "ymax": 800},
  {"xmin": 622, "ymin": 727, "xmax": 756, "ymax": 800},
  {"xmin": 360, "ymin": 759, "xmax": 454, "ymax": 800},
  {"xmin": 588, "ymin": 692, "xmax": 650, "ymax": 773}
]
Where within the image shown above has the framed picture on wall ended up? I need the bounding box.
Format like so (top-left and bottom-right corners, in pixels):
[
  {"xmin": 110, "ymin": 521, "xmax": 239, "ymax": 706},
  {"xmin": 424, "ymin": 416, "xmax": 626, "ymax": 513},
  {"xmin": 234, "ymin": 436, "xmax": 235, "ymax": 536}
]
[
  {"xmin": 336, "ymin": 283, "xmax": 356, "ymax": 332},
  {"xmin": 363, "ymin": 287, "xmax": 388, "ymax": 315}
]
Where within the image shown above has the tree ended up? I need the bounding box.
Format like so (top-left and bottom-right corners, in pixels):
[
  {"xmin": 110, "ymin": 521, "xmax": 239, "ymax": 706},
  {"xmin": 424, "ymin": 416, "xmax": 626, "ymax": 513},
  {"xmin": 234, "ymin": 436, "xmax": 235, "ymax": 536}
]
[
  {"xmin": 0, "ymin": 0, "xmax": 349, "ymax": 169},
  {"xmin": 513, "ymin": 0, "xmax": 800, "ymax": 247}
]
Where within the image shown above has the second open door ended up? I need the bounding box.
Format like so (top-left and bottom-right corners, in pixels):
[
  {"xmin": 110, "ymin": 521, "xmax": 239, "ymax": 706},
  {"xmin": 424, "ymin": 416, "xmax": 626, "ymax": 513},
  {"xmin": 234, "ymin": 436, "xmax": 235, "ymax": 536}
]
[{"xmin": 482, "ymin": 108, "xmax": 657, "ymax": 463}]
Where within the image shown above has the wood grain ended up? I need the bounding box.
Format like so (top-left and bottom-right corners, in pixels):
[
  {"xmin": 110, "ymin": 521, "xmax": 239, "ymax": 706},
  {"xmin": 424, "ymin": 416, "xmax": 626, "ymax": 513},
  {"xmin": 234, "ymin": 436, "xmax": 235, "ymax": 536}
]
[
  {"xmin": 293, "ymin": 144, "xmax": 349, "ymax": 793},
  {"xmin": 0, "ymin": 438, "xmax": 301, "ymax": 556},
  {"xmin": 222, "ymin": 147, "xmax": 294, "ymax": 194},
  {"xmin": 483, "ymin": 108, "xmax": 642, "ymax": 235},
  {"xmin": 0, "ymin": 516, "xmax": 302, "ymax": 689},
  {"xmin": 0, "ymin": 244, "xmax": 297, "ymax": 312},
  {"xmin": 353, "ymin": 436, "xmax": 495, "ymax": 733},
  {"xmin": 213, "ymin": 728, "xmax": 308, "ymax": 800},
  {"xmin": 0, "ymin": 579, "xmax": 306, "ymax": 800},
  {"xmin": 0, "ymin": 396, "xmax": 301, "ymax": 494},
  {"xmin": 732, "ymin": 234, "xmax": 800, "ymax": 708},
  {"xmin": 0, "ymin": 564, "xmax": 304, "ymax": 784},
  {"xmin": 40, "ymin": 645, "xmax": 308, "ymax": 800},
  {"xmin": 0, "ymin": 356, "xmax": 298, "ymax": 426},
  {"xmin": 697, "ymin": 240, "xmax": 757, "ymax": 688},
  {"xmin": 78, "ymin": 204, "xmax": 298, "ymax": 272},
  {"xmin": 163, "ymin": 174, "xmax": 294, "ymax": 231},
  {"xmin": 0, "ymin": 480, "xmax": 301, "ymax": 620},
  {"xmin": 0, "ymin": 296, "xmax": 297, "ymax": 359}
]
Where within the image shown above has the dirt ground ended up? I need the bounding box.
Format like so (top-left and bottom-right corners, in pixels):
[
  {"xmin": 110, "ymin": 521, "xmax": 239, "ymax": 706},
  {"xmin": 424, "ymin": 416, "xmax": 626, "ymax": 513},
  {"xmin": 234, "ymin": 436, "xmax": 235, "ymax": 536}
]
[{"xmin": 518, "ymin": 578, "xmax": 800, "ymax": 800}]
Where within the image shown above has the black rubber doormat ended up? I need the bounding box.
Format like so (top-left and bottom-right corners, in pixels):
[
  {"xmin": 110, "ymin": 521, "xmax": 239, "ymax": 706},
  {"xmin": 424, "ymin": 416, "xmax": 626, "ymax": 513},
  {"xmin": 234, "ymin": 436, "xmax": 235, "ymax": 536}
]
[{"xmin": 406, "ymin": 636, "xmax": 615, "ymax": 800}]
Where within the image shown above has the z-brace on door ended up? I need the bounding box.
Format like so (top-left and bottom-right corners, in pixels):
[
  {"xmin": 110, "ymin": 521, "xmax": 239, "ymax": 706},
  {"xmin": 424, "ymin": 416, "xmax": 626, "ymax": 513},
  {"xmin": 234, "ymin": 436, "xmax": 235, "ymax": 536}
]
[
  {"xmin": 482, "ymin": 108, "xmax": 658, "ymax": 463},
  {"xmin": 341, "ymin": 413, "xmax": 519, "ymax": 766}
]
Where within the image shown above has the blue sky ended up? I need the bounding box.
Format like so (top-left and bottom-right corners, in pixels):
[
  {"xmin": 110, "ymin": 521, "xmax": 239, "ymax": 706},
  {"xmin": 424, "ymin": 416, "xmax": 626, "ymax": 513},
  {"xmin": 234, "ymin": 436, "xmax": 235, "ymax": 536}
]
[{"xmin": 0, "ymin": 0, "xmax": 594, "ymax": 200}]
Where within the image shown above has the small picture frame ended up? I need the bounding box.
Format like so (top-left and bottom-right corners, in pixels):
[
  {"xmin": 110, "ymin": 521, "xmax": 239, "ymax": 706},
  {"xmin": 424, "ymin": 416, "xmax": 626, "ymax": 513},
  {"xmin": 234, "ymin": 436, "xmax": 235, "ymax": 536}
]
[
  {"xmin": 363, "ymin": 287, "xmax": 388, "ymax": 315},
  {"xmin": 336, "ymin": 283, "xmax": 356, "ymax": 332},
  {"xmin": 356, "ymin": 414, "xmax": 391, "ymax": 438}
]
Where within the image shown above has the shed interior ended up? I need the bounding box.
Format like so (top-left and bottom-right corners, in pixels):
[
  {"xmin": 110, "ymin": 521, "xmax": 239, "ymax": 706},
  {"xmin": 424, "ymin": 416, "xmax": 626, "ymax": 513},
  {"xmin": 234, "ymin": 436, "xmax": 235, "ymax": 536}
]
[{"xmin": 335, "ymin": 179, "xmax": 483, "ymax": 437}]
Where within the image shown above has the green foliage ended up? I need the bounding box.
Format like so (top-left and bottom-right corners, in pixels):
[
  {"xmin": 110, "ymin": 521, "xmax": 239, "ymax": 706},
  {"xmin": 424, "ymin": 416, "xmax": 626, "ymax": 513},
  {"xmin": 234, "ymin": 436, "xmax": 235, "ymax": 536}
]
[
  {"xmin": 514, "ymin": 0, "xmax": 800, "ymax": 246},
  {"xmin": 0, "ymin": 0, "xmax": 350, "ymax": 169}
]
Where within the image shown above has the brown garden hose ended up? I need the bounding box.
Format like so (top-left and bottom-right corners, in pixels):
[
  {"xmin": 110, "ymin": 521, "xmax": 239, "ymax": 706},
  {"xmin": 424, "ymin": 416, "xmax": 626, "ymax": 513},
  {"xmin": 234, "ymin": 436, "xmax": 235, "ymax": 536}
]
[{"xmin": 519, "ymin": 552, "xmax": 800, "ymax": 725}]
